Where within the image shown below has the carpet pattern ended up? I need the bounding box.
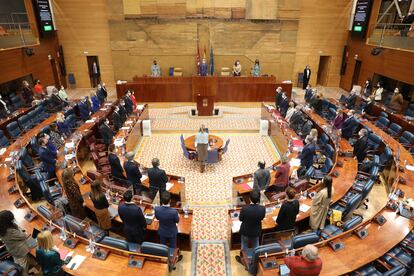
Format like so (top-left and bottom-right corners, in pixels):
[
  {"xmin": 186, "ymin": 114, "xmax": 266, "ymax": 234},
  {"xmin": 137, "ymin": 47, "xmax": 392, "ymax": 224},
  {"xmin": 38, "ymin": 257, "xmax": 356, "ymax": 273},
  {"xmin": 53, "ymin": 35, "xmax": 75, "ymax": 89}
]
[
  {"xmin": 191, "ymin": 241, "xmax": 231, "ymax": 276},
  {"xmin": 191, "ymin": 207, "xmax": 230, "ymax": 241}
]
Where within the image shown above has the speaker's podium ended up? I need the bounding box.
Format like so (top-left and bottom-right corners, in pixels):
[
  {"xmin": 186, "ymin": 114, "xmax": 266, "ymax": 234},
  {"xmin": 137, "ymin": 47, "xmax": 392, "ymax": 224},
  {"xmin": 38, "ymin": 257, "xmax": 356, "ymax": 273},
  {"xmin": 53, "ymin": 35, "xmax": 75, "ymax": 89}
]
[{"xmin": 196, "ymin": 95, "xmax": 215, "ymax": 116}]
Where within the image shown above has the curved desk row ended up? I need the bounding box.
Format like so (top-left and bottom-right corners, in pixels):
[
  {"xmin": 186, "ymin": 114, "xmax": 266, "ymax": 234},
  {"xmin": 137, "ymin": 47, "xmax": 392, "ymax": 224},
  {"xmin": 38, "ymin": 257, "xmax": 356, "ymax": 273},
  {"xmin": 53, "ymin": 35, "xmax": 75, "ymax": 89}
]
[
  {"xmin": 9, "ymin": 104, "xmax": 171, "ymax": 275},
  {"xmin": 256, "ymin": 102, "xmax": 414, "ymax": 275}
]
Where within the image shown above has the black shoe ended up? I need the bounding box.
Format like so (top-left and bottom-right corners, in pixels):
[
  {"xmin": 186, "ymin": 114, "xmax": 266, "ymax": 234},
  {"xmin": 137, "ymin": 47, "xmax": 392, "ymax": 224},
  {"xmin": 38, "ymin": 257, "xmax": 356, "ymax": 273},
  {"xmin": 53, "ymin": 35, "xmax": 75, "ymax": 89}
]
[
  {"xmin": 235, "ymin": 255, "xmax": 242, "ymax": 265},
  {"xmin": 177, "ymin": 254, "xmax": 183, "ymax": 262}
]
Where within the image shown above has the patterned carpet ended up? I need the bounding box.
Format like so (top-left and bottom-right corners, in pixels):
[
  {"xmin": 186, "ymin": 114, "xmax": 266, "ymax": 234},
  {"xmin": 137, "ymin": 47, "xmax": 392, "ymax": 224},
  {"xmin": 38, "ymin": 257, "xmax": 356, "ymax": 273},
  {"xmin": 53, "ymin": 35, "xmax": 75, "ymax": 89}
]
[
  {"xmin": 191, "ymin": 241, "xmax": 231, "ymax": 276},
  {"xmin": 149, "ymin": 106, "xmax": 260, "ymax": 131}
]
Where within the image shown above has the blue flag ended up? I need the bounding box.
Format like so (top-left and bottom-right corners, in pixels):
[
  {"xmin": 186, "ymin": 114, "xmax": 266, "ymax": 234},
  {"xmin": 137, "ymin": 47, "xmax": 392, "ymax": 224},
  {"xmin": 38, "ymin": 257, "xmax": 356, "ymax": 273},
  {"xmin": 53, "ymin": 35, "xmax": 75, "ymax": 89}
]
[{"xmin": 209, "ymin": 46, "xmax": 214, "ymax": 76}]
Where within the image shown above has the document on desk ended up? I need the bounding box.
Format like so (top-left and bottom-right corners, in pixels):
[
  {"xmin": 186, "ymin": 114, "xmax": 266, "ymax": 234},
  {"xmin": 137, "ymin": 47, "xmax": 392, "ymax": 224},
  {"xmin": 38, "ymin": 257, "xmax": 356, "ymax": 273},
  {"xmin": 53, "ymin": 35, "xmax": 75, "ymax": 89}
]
[
  {"xmin": 166, "ymin": 182, "xmax": 173, "ymax": 191},
  {"xmin": 0, "ymin": 148, "xmax": 6, "ymax": 156},
  {"xmin": 85, "ymin": 119, "xmax": 95, "ymax": 124},
  {"xmin": 140, "ymin": 175, "xmax": 148, "ymax": 182},
  {"xmin": 66, "ymin": 254, "xmax": 86, "ymax": 270},
  {"xmin": 231, "ymin": 220, "xmax": 242, "ymax": 233},
  {"xmin": 121, "ymin": 126, "xmax": 130, "ymax": 130},
  {"xmin": 299, "ymin": 204, "xmax": 310, "ymax": 213},
  {"xmin": 289, "ymin": 158, "xmax": 301, "ymax": 167},
  {"xmin": 65, "ymin": 142, "xmax": 75, "ymax": 149},
  {"xmin": 246, "ymin": 181, "xmax": 254, "ymax": 189}
]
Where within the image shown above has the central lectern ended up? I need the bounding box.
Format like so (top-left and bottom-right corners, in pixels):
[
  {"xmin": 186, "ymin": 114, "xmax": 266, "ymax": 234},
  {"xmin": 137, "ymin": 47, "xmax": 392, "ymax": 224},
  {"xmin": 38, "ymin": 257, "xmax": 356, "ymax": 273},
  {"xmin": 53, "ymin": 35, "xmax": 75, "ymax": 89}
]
[{"xmin": 196, "ymin": 95, "xmax": 215, "ymax": 116}]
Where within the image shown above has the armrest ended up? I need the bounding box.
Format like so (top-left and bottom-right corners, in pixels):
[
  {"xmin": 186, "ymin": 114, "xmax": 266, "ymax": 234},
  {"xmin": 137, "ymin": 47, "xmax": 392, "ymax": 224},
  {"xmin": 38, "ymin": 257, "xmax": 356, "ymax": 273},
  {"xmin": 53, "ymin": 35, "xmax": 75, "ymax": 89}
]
[{"xmin": 384, "ymin": 252, "xmax": 409, "ymax": 268}]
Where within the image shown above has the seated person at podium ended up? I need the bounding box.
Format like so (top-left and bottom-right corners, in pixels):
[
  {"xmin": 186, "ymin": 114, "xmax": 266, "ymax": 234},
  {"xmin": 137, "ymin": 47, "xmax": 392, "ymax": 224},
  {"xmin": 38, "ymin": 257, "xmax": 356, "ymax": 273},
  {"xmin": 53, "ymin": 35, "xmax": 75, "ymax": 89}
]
[
  {"xmin": 273, "ymin": 156, "xmax": 291, "ymax": 193},
  {"xmin": 253, "ymin": 161, "xmax": 270, "ymax": 191},
  {"xmin": 232, "ymin": 60, "xmax": 242, "ymax": 76},
  {"xmin": 200, "ymin": 58, "xmax": 208, "ymax": 76},
  {"xmin": 275, "ymin": 187, "xmax": 299, "ymax": 231},
  {"xmin": 195, "ymin": 125, "xmax": 209, "ymax": 173},
  {"xmin": 151, "ymin": 60, "xmax": 161, "ymax": 77},
  {"xmin": 251, "ymin": 59, "xmax": 261, "ymax": 77}
]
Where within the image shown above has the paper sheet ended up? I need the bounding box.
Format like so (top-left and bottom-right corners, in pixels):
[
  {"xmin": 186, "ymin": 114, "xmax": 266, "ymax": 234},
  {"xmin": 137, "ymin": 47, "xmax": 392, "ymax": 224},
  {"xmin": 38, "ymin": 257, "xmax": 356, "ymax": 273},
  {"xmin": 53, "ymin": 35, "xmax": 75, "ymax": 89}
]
[
  {"xmin": 299, "ymin": 204, "xmax": 311, "ymax": 213},
  {"xmin": 289, "ymin": 158, "xmax": 301, "ymax": 167},
  {"xmin": 125, "ymin": 120, "xmax": 133, "ymax": 124},
  {"xmin": 246, "ymin": 181, "xmax": 254, "ymax": 189},
  {"xmin": 0, "ymin": 148, "xmax": 6, "ymax": 155},
  {"xmin": 65, "ymin": 142, "xmax": 75, "ymax": 148},
  {"xmin": 140, "ymin": 175, "xmax": 148, "ymax": 182},
  {"xmin": 65, "ymin": 154, "xmax": 75, "ymax": 161},
  {"xmin": 231, "ymin": 220, "xmax": 242, "ymax": 233},
  {"xmin": 66, "ymin": 254, "xmax": 86, "ymax": 270},
  {"xmin": 99, "ymin": 108, "xmax": 107, "ymax": 111},
  {"xmin": 166, "ymin": 182, "xmax": 173, "ymax": 191},
  {"xmin": 121, "ymin": 126, "xmax": 130, "ymax": 130}
]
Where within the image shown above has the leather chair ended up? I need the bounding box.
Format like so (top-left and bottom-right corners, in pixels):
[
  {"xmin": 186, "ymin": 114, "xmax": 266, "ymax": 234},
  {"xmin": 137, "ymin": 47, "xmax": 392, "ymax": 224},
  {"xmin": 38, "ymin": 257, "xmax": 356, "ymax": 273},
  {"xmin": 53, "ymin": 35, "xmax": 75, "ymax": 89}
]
[
  {"xmin": 206, "ymin": 149, "xmax": 219, "ymax": 164},
  {"xmin": 290, "ymin": 232, "xmax": 320, "ymax": 249},
  {"xmin": 306, "ymin": 157, "xmax": 333, "ymax": 180},
  {"xmin": 35, "ymin": 171, "xmax": 63, "ymax": 204},
  {"xmin": 241, "ymin": 243, "xmax": 283, "ymax": 275},
  {"xmin": 18, "ymin": 115, "xmax": 33, "ymax": 132},
  {"xmin": 10, "ymin": 96, "xmax": 23, "ymax": 109},
  {"xmin": 367, "ymin": 133, "xmax": 382, "ymax": 153},
  {"xmin": 386, "ymin": 123, "xmax": 402, "ymax": 138},
  {"xmin": 18, "ymin": 148, "xmax": 35, "ymax": 168},
  {"xmin": 0, "ymin": 260, "xmax": 22, "ymax": 276},
  {"xmin": 0, "ymin": 130, "xmax": 9, "ymax": 147},
  {"xmin": 37, "ymin": 205, "xmax": 53, "ymax": 220},
  {"xmin": 27, "ymin": 110, "xmax": 40, "ymax": 125},
  {"xmin": 351, "ymin": 264, "xmax": 406, "ymax": 276},
  {"xmin": 141, "ymin": 242, "xmax": 179, "ymax": 272},
  {"xmin": 322, "ymin": 144, "xmax": 334, "ymax": 160},
  {"xmin": 6, "ymin": 121, "xmax": 22, "ymax": 140},
  {"xmin": 405, "ymin": 104, "xmax": 414, "ymax": 117},
  {"xmin": 382, "ymin": 246, "xmax": 413, "ymax": 268},
  {"xmin": 65, "ymin": 114, "xmax": 77, "ymax": 130},
  {"xmin": 29, "ymin": 137, "xmax": 40, "ymax": 157},
  {"xmin": 379, "ymin": 146, "xmax": 393, "ymax": 171},
  {"xmin": 350, "ymin": 179, "xmax": 375, "ymax": 209},
  {"xmin": 181, "ymin": 141, "xmax": 196, "ymax": 160},
  {"xmin": 221, "ymin": 139, "xmax": 230, "ymax": 155},
  {"xmin": 332, "ymin": 193, "xmax": 362, "ymax": 220},
  {"xmin": 16, "ymin": 160, "xmax": 43, "ymax": 201},
  {"xmin": 399, "ymin": 131, "xmax": 414, "ymax": 148},
  {"xmin": 375, "ymin": 116, "xmax": 390, "ymax": 130},
  {"xmin": 100, "ymin": 236, "xmax": 129, "ymax": 251},
  {"xmin": 326, "ymin": 107, "xmax": 337, "ymax": 121},
  {"xmin": 63, "ymin": 215, "xmax": 106, "ymax": 242},
  {"xmin": 317, "ymin": 133, "xmax": 329, "ymax": 150},
  {"xmin": 320, "ymin": 215, "xmax": 362, "ymax": 240},
  {"xmin": 319, "ymin": 99, "xmax": 330, "ymax": 117}
]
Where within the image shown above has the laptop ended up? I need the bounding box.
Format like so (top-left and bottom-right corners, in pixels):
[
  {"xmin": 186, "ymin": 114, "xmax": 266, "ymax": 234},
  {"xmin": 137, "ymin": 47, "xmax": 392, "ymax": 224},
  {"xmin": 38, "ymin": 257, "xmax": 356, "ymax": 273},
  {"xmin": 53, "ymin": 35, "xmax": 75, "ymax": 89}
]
[{"xmin": 26, "ymin": 228, "xmax": 40, "ymax": 248}]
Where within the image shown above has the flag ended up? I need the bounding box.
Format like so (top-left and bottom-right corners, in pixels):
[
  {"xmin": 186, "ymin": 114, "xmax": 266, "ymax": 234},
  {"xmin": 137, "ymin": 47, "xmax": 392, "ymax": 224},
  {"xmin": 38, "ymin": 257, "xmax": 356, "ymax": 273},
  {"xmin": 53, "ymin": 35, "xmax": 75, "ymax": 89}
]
[
  {"xmin": 196, "ymin": 44, "xmax": 200, "ymax": 75},
  {"xmin": 209, "ymin": 46, "xmax": 214, "ymax": 76},
  {"xmin": 203, "ymin": 46, "xmax": 207, "ymax": 60}
]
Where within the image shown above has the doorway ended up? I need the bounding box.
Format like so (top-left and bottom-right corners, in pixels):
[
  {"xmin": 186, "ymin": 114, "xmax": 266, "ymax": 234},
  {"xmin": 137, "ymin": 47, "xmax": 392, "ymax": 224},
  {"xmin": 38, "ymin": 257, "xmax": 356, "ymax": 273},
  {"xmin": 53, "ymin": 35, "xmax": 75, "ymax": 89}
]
[
  {"xmin": 86, "ymin": 56, "xmax": 101, "ymax": 88},
  {"xmin": 317, "ymin": 56, "xmax": 331, "ymax": 86},
  {"xmin": 352, "ymin": 60, "xmax": 362, "ymax": 90}
]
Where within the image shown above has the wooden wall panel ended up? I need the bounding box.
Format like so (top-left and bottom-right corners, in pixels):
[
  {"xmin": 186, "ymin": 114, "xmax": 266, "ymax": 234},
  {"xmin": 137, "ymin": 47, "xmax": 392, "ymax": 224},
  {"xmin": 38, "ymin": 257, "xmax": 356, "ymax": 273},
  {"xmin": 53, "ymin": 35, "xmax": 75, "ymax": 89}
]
[
  {"xmin": 246, "ymin": 0, "xmax": 278, "ymax": 20},
  {"xmin": 53, "ymin": 0, "xmax": 115, "ymax": 88}
]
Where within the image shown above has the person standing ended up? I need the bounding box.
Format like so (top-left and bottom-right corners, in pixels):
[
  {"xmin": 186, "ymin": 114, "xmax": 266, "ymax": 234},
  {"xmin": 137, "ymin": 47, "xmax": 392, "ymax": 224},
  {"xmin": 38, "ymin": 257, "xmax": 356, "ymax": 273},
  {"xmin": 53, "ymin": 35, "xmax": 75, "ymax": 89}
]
[
  {"xmin": 332, "ymin": 109, "xmax": 347, "ymax": 130},
  {"xmin": 362, "ymin": 79, "xmax": 372, "ymax": 98},
  {"xmin": 232, "ymin": 60, "xmax": 242, "ymax": 76},
  {"xmin": 123, "ymin": 152, "xmax": 142, "ymax": 195},
  {"xmin": 78, "ymin": 97, "xmax": 91, "ymax": 121},
  {"xmin": 124, "ymin": 91, "xmax": 134, "ymax": 115},
  {"xmin": 0, "ymin": 210, "xmax": 31, "ymax": 276},
  {"xmin": 58, "ymin": 86, "xmax": 68, "ymax": 101},
  {"xmin": 89, "ymin": 180, "xmax": 111, "ymax": 233},
  {"xmin": 279, "ymin": 92, "xmax": 289, "ymax": 117},
  {"xmin": 130, "ymin": 90, "xmax": 137, "ymax": 110},
  {"xmin": 151, "ymin": 60, "xmax": 161, "ymax": 77},
  {"xmin": 303, "ymin": 65, "xmax": 311, "ymax": 89},
  {"xmin": 34, "ymin": 79, "xmax": 45, "ymax": 99},
  {"xmin": 284, "ymin": 244, "xmax": 322, "ymax": 275},
  {"xmin": 273, "ymin": 156, "xmax": 291, "ymax": 193},
  {"xmin": 353, "ymin": 129, "xmax": 368, "ymax": 162},
  {"xmin": 148, "ymin": 158, "xmax": 168, "ymax": 199},
  {"xmin": 253, "ymin": 161, "xmax": 270, "ymax": 191},
  {"xmin": 200, "ymin": 58, "xmax": 208, "ymax": 76},
  {"xmin": 39, "ymin": 135, "xmax": 57, "ymax": 180},
  {"xmin": 195, "ymin": 125, "xmax": 209, "ymax": 173},
  {"xmin": 21, "ymin": 80, "xmax": 33, "ymax": 104},
  {"xmin": 275, "ymin": 87, "xmax": 283, "ymax": 109},
  {"xmin": 251, "ymin": 59, "xmax": 261, "ymax": 77},
  {"xmin": 108, "ymin": 144, "xmax": 127, "ymax": 182},
  {"xmin": 61, "ymin": 168, "xmax": 86, "ymax": 219},
  {"xmin": 298, "ymin": 137, "xmax": 316, "ymax": 174},
  {"xmin": 91, "ymin": 91, "xmax": 101, "ymax": 113},
  {"xmin": 304, "ymin": 84, "xmax": 314, "ymax": 103},
  {"xmin": 235, "ymin": 190, "xmax": 265, "ymax": 264},
  {"xmin": 99, "ymin": 119, "xmax": 114, "ymax": 146},
  {"xmin": 118, "ymin": 190, "xmax": 147, "ymax": 244},
  {"xmin": 275, "ymin": 187, "xmax": 299, "ymax": 231},
  {"xmin": 388, "ymin": 88, "xmax": 404, "ymax": 113},
  {"xmin": 309, "ymin": 176, "xmax": 332, "ymax": 231},
  {"xmin": 91, "ymin": 62, "xmax": 100, "ymax": 87},
  {"xmin": 112, "ymin": 105, "xmax": 123, "ymax": 132},
  {"xmin": 36, "ymin": 231, "xmax": 64, "ymax": 276},
  {"xmin": 154, "ymin": 192, "xmax": 180, "ymax": 250},
  {"xmin": 373, "ymin": 82, "xmax": 383, "ymax": 102}
]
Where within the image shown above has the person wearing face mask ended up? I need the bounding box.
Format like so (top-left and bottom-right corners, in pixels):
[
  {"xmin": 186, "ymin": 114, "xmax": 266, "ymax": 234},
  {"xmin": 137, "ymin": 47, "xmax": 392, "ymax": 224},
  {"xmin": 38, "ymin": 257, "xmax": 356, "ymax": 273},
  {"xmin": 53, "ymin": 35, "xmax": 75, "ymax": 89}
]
[
  {"xmin": 362, "ymin": 79, "xmax": 372, "ymax": 98},
  {"xmin": 279, "ymin": 92, "xmax": 289, "ymax": 117},
  {"xmin": 151, "ymin": 60, "xmax": 161, "ymax": 77},
  {"xmin": 58, "ymin": 85, "xmax": 68, "ymax": 101},
  {"xmin": 340, "ymin": 110, "xmax": 358, "ymax": 139},
  {"xmin": 124, "ymin": 90, "xmax": 133, "ymax": 115},
  {"xmin": 21, "ymin": 80, "xmax": 33, "ymax": 104},
  {"xmin": 304, "ymin": 84, "xmax": 314, "ymax": 103},
  {"xmin": 0, "ymin": 94, "xmax": 10, "ymax": 118},
  {"xmin": 101, "ymin": 82, "xmax": 108, "ymax": 99},
  {"xmin": 353, "ymin": 128, "xmax": 368, "ymax": 162},
  {"xmin": 251, "ymin": 59, "xmax": 261, "ymax": 77},
  {"xmin": 39, "ymin": 135, "xmax": 57, "ymax": 180},
  {"xmin": 373, "ymin": 82, "xmax": 383, "ymax": 101},
  {"xmin": 99, "ymin": 119, "xmax": 114, "ymax": 146},
  {"xmin": 118, "ymin": 101, "xmax": 127, "ymax": 123},
  {"xmin": 78, "ymin": 97, "xmax": 91, "ymax": 121},
  {"xmin": 232, "ymin": 60, "xmax": 242, "ymax": 76},
  {"xmin": 388, "ymin": 88, "xmax": 404, "ymax": 113},
  {"xmin": 362, "ymin": 96, "xmax": 375, "ymax": 118},
  {"xmin": 303, "ymin": 65, "xmax": 311, "ymax": 89},
  {"xmin": 112, "ymin": 106, "xmax": 123, "ymax": 132}
]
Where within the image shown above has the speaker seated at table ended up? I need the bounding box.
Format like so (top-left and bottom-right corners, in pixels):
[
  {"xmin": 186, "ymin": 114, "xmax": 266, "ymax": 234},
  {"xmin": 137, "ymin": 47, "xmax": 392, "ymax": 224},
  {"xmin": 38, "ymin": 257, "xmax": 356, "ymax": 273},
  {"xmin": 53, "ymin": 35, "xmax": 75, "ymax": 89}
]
[{"xmin": 197, "ymin": 95, "xmax": 214, "ymax": 116}]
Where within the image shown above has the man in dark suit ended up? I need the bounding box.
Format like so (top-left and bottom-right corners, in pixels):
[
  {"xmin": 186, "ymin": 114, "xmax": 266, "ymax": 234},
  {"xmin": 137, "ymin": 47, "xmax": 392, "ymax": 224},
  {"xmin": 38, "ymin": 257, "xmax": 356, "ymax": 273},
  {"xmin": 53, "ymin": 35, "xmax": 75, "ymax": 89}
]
[
  {"xmin": 118, "ymin": 101, "xmax": 128, "ymax": 123},
  {"xmin": 123, "ymin": 152, "xmax": 142, "ymax": 195},
  {"xmin": 303, "ymin": 65, "xmax": 311, "ymax": 89},
  {"xmin": 310, "ymin": 92, "xmax": 322, "ymax": 114},
  {"xmin": 275, "ymin": 87, "xmax": 283, "ymax": 109},
  {"xmin": 353, "ymin": 128, "xmax": 368, "ymax": 162},
  {"xmin": 118, "ymin": 190, "xmax": 146, "ymax": 244},
  {"xmin": 38, "ymin": 136, "xmax": 57, "ymax": 180},
  {"xmin": 289, "ymin": 106, "xmax": 304, "ymax": 132},
  {"xmin": 253, "ymin": 161, "xmax": 270, "ymax": 191},
  {"xmin": 96, "ymin": 84, "xmax": 106, "ymax": 104},
  {"xmin": 124, "ymin": 91, "xmax": 134, "ymax": 115},
  {"xmin": 235, "ymin": 190, "xmax": 265, "ymax": 264},
  {"xmin": 154, "ymin": 192, "xmax": 180, "ymax": 251},
  {"xmin": 99, "ymin": 119, "xmax": 114, "ymax": 146},
  {"xmin": 108, "ymin": 144, "xmax": 127, "ymax": 182},
  {"xmin": 304, "ymin": 85, "xmax": 313, "ymax": 103},
  {"xmin": 341, "ymin": 110, "xmax": 358, "ymax": 140},
  {"xmin": 148, "ymin": 158, "xmax": 168, "ymax": 199},
  {"xmin": 78, "ymin": 97, "xmax": 91, "ymax": 121},
  {"xmin": 279, "ymin": 93, "xmax": 289, "ymax": 117},
  {"xmin": 298, "ymin": 137, "xmax": 315, "ymax": 174},
  {"xmin": 112, "ymin": 106, "xmax": 123, "ymax": 132},
  {"xmin": 346, "ymin": 90, "xmax": 357, "ymax": 109}
]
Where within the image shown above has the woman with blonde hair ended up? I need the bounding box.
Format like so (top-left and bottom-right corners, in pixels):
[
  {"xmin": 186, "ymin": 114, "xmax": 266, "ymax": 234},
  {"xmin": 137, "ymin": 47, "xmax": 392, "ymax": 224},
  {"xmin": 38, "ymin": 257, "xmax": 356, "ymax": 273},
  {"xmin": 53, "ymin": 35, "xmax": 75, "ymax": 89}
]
[
  {"xmin": 56, "ymin": 112, "xmax": 70, "ymax": 137},
  {"xmin": 306, "ymin": 128, "xmax": 318, "ymax": 144},
  {"xmin": 36, "ymin": 231, "xmax": 64, "ymax": 276},
  {"xmin": 62, "ymin": 168, "xmax": 86, "ymax": 219},
  {"xmin": 89, "ymin": 180, "xmax": 111, "ymax": 233}
]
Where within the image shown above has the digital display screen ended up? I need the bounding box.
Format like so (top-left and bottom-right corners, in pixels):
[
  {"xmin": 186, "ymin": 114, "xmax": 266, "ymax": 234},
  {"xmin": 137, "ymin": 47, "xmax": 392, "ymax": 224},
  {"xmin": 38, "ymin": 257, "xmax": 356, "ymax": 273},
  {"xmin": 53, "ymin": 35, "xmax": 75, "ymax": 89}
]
[
  {"xmin": 351, "ymin": 0, "xmax": 372, "ymax": 38},
  {"xmin": 34, "ymin": 0, "xmax": 54, "ymax": 33}
]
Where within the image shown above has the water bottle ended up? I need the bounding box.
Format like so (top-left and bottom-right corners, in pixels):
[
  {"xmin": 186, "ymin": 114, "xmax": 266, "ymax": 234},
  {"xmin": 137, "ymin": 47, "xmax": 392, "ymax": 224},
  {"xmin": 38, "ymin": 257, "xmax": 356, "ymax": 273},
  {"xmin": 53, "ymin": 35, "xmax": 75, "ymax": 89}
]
[{"xmin": 184, "ymin": 206, "xmax": 189, "ymax": 218}]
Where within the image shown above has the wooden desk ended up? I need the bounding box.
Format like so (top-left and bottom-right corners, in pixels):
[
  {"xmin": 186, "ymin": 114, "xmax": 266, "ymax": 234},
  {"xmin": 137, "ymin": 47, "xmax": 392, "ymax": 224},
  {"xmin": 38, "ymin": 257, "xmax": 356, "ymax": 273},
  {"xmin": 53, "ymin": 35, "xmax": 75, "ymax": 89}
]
[
  {"xmin": 184, "ymin": 134, "xmax": 224, "ymax": 152},
  {"xmin": 0, "ymin": 106, "xmax": 32, "ymax": 138},
  {"xmin": 116, "ymin": 76, "xmax": 292, "ymax": 102},
  {"xmin": 4, "ymin": 111, "xmax": 168, "ymax": 275}
]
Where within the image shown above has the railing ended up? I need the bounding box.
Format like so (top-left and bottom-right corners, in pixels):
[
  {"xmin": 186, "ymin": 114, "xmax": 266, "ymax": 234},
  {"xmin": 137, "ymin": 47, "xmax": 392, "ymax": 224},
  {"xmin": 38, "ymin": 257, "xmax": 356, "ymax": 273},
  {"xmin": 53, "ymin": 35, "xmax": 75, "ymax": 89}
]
[
  {"xmin": 0, "ymin": 20, "xmax": 38, "ymax": 49},
  {"xmin": 368, "ymin": 23, "xmax": 414, "ymax": 51}
]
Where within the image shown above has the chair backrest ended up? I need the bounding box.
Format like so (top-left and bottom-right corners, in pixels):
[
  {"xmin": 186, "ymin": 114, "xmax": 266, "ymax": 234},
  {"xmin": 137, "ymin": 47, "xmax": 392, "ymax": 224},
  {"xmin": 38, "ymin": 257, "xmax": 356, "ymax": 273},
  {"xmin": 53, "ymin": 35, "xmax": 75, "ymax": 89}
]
[
  {"xmin": 37, "ymin": 205, "xmax": 53, "ymax": 220},
  {"xmin": 389, "ymin": 123, "xmax": 402, "ymax": 135},
  {"xmin": 0, "ymin": 260, "xmax": 22, "ymax": 276},
  {"xmin": 0, "ymin": 130, "xmax": 9, "ymax": 147},
  {"xmin": 6, "ymin": 121, "xmax": 21, "ymax": 139},
  {"xmin": 63, "ymin": 215, "xmax": 88, "ymax": 238},
  {"xmin": 100, "ymin": 236, "xmax": 129, "ymax": 251},
  {"xmin": 222, "ymin": 139, "xmax": 230, "ymax": 154},
  {"xmin": 180, "ymin": 141, "xmax": 190, "ymax": 159},
  {"xmin": 343, "ymin": 193, "xmax": 362, "ymax": 220},
  {"xmin": 206, "ymin": 149, "xmax": 219, "ymax": 164},
  {"xmin": 322, "ymin": 157, "xmax": 333, "ymax": 173},
  {"xmin": 400, "ymin": 131, "xmax": 414, "ymax": 145},
  {"xmin": 29, "ymin": 137, "xmax": 40, "ymax": 156},
  {"xmin": 18, "ymin": 148, "xmax": 34, "ymax": 168},
  {"xmin": 291, "ymin": 232, "xmax": 320, "ymax": 249},
  {"xmin": 383, "ymin": 265, "xmax": 406, "ymax": 276},
  {"xmin": 327, "ymin": 108, "xmax": 337, "ymax": 120},
  {"xmin": 375, "ymin": 116, "xmax": 390, "ymax": 128},
  {"xmin": 249, "ymin": 243, "xmax": 283, "ymax": 274},
  {"xmin": 380, "ymin": 146, "xmax": 393, "ymax": 167},
  {"xmin": 379, "ymin": 111, "xmax": 388, "ymax": 118},
  {"xmin": 342, "ymin": 215, "xmax": 363, "ymax": 231},
  {"xmin": 384, "ymin": 94, "xmax": 392, "ymax": 105},
  {"xmin": 368, "ymin": 165, "xmax": 379, "ymax": 181},
  {"xmin": 323, "ymin": 144, "xmax": 334, "ymax": 159},
  {"xmin": 319, "ymin": 133, "xmax": 329, "ymax": 146},
  {"xmin": 15, "ymin": 160, "xmax": 31, "ymax": 183},
  {"xmin": 367, "ymin": 133, "xmax": 381, "ymax": 150},
  {"xmin": 140, "ymin": 242, "xmax": 169, "ymax": 257},
  {"xmin": 361, "ymin": 179, "xmax": 375, "ymax": 200},
  {"xmin": 18, "ymin": 115, "xmax": 30, "ymax": 130}
]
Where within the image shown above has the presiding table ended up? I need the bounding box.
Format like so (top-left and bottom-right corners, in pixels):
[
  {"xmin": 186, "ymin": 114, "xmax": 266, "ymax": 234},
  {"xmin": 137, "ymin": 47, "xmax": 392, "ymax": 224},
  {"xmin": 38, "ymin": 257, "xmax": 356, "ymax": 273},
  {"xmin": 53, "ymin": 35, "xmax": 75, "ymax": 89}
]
[{"xmin": 184, "ymin": 134, "xmax": 224, "ymax": 152}]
